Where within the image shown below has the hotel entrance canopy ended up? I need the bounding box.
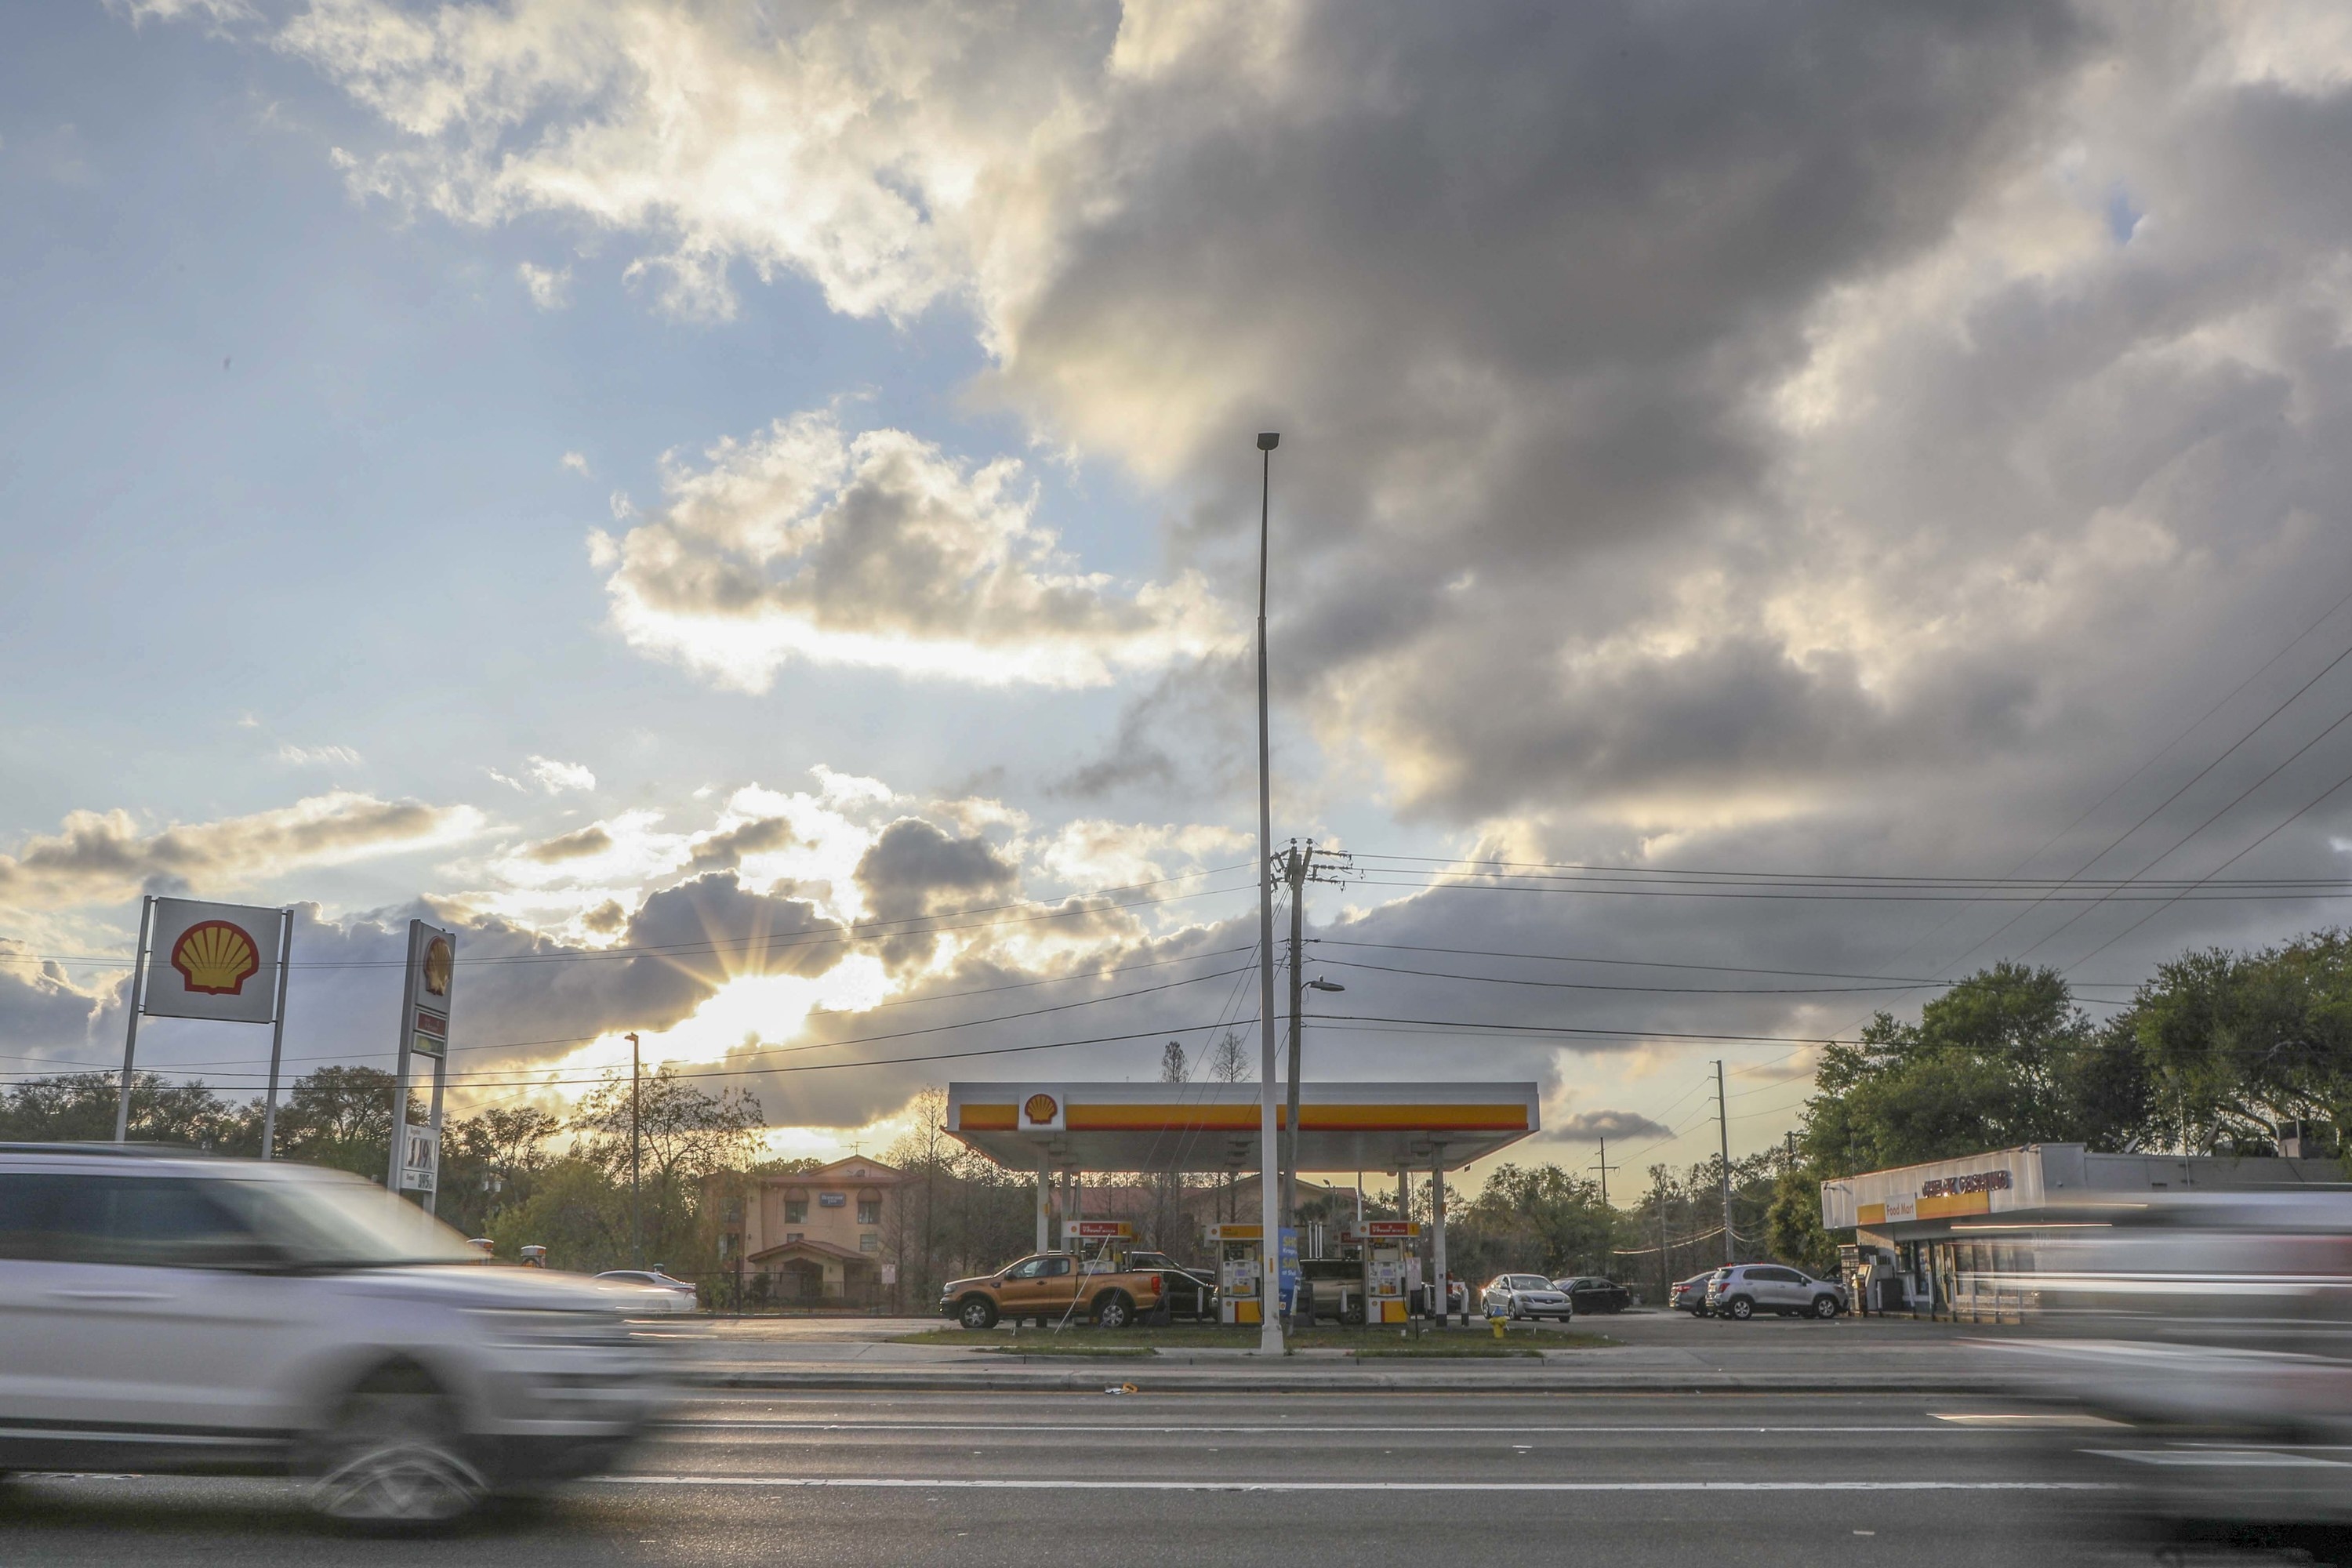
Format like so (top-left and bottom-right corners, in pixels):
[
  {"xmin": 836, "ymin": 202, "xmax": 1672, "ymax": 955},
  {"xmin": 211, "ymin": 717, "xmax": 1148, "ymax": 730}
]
[{"xmin": 945, "ymin": 1080, "xmax": 1541, "ymax": 1174}]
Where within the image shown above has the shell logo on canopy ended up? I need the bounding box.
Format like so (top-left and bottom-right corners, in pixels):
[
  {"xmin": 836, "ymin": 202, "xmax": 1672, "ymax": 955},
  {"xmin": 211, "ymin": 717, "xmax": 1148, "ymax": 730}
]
[
  {"xmin": 1022, "ymin": 1093, "xmax": 1060, "ymax": 1128},
  {"xmin": 169, "ymin": 920, "xmax": 260, "ymax": 996}
]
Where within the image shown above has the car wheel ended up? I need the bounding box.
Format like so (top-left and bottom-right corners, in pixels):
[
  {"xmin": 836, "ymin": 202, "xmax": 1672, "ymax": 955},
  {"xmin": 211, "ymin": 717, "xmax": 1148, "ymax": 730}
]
[
  {"xmin": 1094, "ymin": 1292, "xmax": 1135, "ymax": 1330},
  {"xmin": 957, "ymin": 1296, "xmax": 999, "ymax": 1330},
  {"xmin": 307, "ymin": 1368, "xmax": 485, "ymax": 1529},
  {"xmin": 1342, "ymin": 1302, "xmax": 1366, "ymax": 1326},
  {"xmin": 1811, "ymin": 1294, "xmax": 1839, "ymax": 1319},
  {"xmin": 1726, "ymin": 1296, "xmax": 1754, "ymax": 1320}
]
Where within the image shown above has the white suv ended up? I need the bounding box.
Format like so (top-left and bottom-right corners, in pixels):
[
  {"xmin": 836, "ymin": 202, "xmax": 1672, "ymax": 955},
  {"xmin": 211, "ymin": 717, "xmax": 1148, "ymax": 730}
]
[
  {"xmin": 0, "ymin": 1145, "xmax": 670, "ymax": 1523},
  {"xmin": 1704, "ymin": 1263, "xmax": 1847, "ymax": 1320}
]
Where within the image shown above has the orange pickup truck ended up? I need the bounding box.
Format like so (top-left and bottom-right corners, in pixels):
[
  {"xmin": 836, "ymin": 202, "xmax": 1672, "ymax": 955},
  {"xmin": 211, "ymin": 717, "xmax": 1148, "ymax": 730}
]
[{"xmin": 938, "ymin": 1252, "xmax": 1167, "ymax": 1330}]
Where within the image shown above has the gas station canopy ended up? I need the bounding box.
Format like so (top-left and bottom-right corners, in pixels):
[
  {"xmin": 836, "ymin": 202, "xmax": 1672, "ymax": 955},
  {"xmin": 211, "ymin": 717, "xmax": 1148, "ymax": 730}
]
[{"xmin": 945, "ymin": 1080, "xmax": 1541, "ymax": 1174}]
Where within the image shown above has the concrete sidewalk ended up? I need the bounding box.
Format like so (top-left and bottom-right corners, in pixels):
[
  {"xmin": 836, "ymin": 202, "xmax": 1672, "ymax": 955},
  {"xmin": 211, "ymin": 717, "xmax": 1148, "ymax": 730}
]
[{"xmin": 655, "ymin": 1311, "xmax": 2024, "ymax": 1396}]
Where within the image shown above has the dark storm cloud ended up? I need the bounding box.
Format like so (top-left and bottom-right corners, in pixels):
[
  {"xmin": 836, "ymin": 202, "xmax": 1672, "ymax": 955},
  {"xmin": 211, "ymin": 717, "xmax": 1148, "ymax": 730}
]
[
  {"xmin": 1554, "ymin": 1110, "xmax": 1674, "ymax": 1143},
  {"xmin": 854, "ymin": 817, "xmax": 1021, "ymax": 970}
]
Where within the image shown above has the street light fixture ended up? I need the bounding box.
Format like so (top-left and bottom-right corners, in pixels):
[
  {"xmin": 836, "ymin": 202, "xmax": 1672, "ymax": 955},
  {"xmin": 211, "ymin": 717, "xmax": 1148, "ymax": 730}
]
[
  {"xmin": 1252, "ymin": 430, "xmax": 1283, "ymax": 1355},
  {"xmin": 1307, "ymin": 978, "xmax": 1345, "ymax": 993}
]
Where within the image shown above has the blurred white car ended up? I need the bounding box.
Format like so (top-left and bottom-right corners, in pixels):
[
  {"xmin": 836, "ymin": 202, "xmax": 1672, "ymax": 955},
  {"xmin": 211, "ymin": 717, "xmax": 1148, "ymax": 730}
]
[
  {"xmin": 0, "ymin": 1144, "xmax": 670, "ymax": 1524},
  {"xmin": 595, "ymin": 1269, "xmax": 700, "ymax": 1314}
]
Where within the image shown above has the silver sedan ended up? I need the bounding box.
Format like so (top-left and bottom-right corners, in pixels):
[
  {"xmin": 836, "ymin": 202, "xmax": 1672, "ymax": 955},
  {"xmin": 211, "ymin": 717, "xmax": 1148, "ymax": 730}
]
[{"xmin": 1480, "ymin": 1272, "xmax": 1575, "ymax": 1320}]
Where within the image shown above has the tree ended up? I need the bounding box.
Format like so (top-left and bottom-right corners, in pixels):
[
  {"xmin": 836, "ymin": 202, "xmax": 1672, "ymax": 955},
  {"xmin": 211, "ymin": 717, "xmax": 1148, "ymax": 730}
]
[
  {"xmin": 437, "ymin": 1105, "xmax": 563, "ymax": 1238},
  {"xmin": 0, "ymin": 1070, "xmax": 249, "ymax": 1149},
  {"xmin": 2121, "ymin": 931, "xmax": 2352, "ymax": 1153},
  {"xmin": 1160, "ymin": 1040, "xmax": 1188, "ymax": 1083},
  {"xmin": 1802, "ymin": 962, "xmax": 2152, "ymax": 1173},
  {"xmin": 1204, "ymin": 1031, "xmax": 1248, "ymax": 1083},
  {"xmin": 265, "ymin": 1065, "xmax": 418, "ymax": 1178},
  {"xmin": 569, "ymin": 1066, "xmax": 764, "ymax": 1271},
  {"xmin": 1762, "ymin": 1166, "xmax": 1838, "ymax": 1276}
]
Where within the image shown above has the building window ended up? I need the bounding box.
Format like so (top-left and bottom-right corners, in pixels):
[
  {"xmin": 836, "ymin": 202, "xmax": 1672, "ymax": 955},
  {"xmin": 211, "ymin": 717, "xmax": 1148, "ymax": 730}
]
[
  {"xmin": 785, "ymin": 1232, "xmax": 803, "ymax": 1245},
  {"xmin": 784, "ymin": 1199, "xmax": 808, "ymax": 1223},
  {"xmin": 723, "ymin": 1197, "xmax": 742, "ymax": 1224},
  {"xmin": 857, "ymin": 1199, "xmax": 881, "ymax": 1225},
  {"xmin": 859, "ymin": 1233, "xmax": 879, "ymax": 1254}
]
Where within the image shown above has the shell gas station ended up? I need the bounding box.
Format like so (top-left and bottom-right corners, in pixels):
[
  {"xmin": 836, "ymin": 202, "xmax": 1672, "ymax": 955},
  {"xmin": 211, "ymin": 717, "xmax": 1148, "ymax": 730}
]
[{"xmin": 945, "ymin": 1079, "xmax": 1542, "ymax": 1327}]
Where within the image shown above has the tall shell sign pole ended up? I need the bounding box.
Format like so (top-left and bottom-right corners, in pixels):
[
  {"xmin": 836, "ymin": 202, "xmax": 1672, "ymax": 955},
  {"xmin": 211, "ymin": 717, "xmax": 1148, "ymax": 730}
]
[
  {"xmin": 114, "ymin": 898, "xmax": 292, "ymax": 1142},
  {"xmin": 387, "ymin": 919, "xmax": 457, "ymax": 1210}
]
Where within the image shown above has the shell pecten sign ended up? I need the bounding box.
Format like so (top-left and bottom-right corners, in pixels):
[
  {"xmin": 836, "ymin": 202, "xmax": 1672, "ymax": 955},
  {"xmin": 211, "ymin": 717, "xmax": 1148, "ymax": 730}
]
[
  {"xmin": 171, "ymin": 920, "xmax": 261, "ymax": 996},
  {"xmin": 143, "ymin": 898, "xmax": 288, "ymax": 1025}
]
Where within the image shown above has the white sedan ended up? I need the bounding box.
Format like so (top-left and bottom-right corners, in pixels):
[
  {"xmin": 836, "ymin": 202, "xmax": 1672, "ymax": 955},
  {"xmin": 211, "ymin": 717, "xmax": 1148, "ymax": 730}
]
[
  {"xmin": 1481, "ymin": 1272, "xmax": 1575, "ymax": 1321},
  {"xmin": 594, "ymin": 1269, "xmax": 700, "ymax": 1314}
]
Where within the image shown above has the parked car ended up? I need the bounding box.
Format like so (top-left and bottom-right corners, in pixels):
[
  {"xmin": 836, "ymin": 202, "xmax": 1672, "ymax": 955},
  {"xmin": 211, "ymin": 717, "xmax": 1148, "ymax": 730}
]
[
  {"xmin": 594, "ymin": 1269, "xmax": 700, "ymax": 1314},
  {"xmin": 937, "ymin": 1251, "xmax": 1169, "ymax": 1328},
  {"xmin": 1126, "ymin": 1250, "xmax": 1217, "ymax": 1319},
  {"xmin": 1552, "ymin": 1276, "xmax": 1632, "ymax": 1314},
  {"xmin": 0, "ymin": 1143, "xmax": 669, "ymax": 1524},
  {"xmin": 1704, "ymin": 1262, "xmax": 1847, "ymax": 1320},
  {"xmin": 1671, "ymin": 1272, "xmax": 1716, "ymax": 1316},
  {"xmin": 1480, "ymin": 1272, "xmax": 1575, "ymax": 1321}
]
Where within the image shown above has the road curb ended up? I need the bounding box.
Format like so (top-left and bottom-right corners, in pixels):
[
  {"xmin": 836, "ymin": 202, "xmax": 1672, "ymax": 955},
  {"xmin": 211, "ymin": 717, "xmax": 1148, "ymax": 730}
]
[{"xmin": 684, "ymin": 1368, "xmax": 2010, "ymax": 1396}]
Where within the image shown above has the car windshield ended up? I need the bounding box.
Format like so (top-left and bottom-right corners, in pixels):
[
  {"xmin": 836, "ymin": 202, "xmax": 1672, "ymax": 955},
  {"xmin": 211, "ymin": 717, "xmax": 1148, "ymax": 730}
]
[{"xmin": 214, "ymin": 1174, "xmax": 480, "ymax": 1269}]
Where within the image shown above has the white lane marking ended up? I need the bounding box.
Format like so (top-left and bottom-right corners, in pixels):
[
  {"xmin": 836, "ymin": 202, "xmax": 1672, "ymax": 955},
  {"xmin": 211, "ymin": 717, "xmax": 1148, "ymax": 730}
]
[
  {"xmin": 601, "ymin": 1475, "xmax": 2106, "ymax": 1493},
  {"xmin": 1932, "ymin": 1414, "xmax": 2125, "ymax": 1429},
  {"xmin": 667, "ymin": 1422, "xmax": 1952, "ymax": 1436}
]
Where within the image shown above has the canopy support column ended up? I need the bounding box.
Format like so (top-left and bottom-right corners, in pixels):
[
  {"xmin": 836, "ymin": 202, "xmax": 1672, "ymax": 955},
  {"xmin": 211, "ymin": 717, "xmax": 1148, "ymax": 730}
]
[
  {"xmin": 1431, "ymin": 1151, "xmax": 1450, "ymax": 1325},
  {"xmin": 1035, "ymin": 1153, "xmax": 1050, "ymax": 1254}
]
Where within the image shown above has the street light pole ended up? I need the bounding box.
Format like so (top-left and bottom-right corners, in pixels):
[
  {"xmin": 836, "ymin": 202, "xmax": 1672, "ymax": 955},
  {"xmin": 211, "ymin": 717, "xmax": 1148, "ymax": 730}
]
[
  {"xmin": 627, "ymin": 1032, "xmax": 643, "ymax": 1272},
  {"xmin": 1253, "ymin": 430, "xmax": 1285, "ymax": 1355}
]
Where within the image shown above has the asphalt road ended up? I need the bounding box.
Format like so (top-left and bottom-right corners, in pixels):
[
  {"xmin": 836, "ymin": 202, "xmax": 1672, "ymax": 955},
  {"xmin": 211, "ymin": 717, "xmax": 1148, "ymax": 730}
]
[{"xmin": 0, "ymin": 1390, "xmax": 2302, "ymax": 1566}]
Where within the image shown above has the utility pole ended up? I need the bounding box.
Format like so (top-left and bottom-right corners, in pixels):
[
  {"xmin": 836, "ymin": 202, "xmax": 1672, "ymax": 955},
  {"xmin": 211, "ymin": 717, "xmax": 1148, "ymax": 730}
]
[
  {"xmin": 1251, "ymin": 430, "xmax": 1284, "ymax": 1355},
  {"xmin": 1654, "ymin": 1168, "xmax": 1670, "ymax": 1304},
  {"xmin": 1715, "ymin": 1058, "xmax": 1733, "ymax": 1265},
  {"xmin": 1589, "ymin": 1136, "xmax": 1619, "ymax": 1209},
  {"xmin": 627, "ymin": 1032, "xmax": 643, "ymax": 1271}
]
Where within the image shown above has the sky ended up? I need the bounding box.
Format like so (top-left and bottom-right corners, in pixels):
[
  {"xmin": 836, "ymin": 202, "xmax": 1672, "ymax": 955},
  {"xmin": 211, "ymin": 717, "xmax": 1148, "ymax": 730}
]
[{"xmin": 7, "ymin": 0, "xmax": 2352, "ymax": 1193}]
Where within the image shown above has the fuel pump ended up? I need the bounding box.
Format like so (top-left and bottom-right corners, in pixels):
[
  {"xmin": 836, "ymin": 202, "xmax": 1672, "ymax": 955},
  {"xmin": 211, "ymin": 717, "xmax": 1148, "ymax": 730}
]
[
  {"xmin": 1205, "ymin": 1223, "xmax": 1266, "ymax": 1325},
  {"xmin": 1067, "ymin": 1220, "xmax": 1134, "ymax": 1284},
  {"xmin": 1353, "ymin": 1218, "xmax": 1420, "ymax": 1324}
]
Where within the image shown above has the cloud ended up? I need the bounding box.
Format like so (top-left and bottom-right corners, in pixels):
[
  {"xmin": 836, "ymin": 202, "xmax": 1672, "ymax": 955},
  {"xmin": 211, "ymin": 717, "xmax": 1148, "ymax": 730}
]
[
  {"xmin": 854, "ymin": 816, "xmax": 1020, "ymax": 969},
  {"xmin": 688, "ymin": 815, "xmax": 799, "ymax": 872},
  {"xmin": 520, "ymin": 824, "xmax": 612, "ymax": 864},
  {"xmin": 517, "ymin": 260, "xmax": 572, "ymax": 309},
  {"xmin": 590, "ymin": 411, "xmax": 1230, "ymax": 691},
  {"xmin": 275, "ymin": 742, "xmax": 362, "ymax": 768},
  {"xmin": 0, "ymin": 792, "xmax": 485, "ymax": 910},
  {"xmin": 1552, "ymin": 1109, "xmax": 1674, "ymax": 1143},
  {"xmin": 561, "ymin": 451, "xmax": 590, "ymax": 476},
  {"xmin": 491, "ymin": 756, "xmax": 597, "ymax": 794}
]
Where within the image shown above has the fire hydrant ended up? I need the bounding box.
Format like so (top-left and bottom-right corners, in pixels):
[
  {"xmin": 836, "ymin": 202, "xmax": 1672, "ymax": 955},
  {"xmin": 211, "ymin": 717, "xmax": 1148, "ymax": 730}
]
[{"xmin": 1488, "ymin": 1313, "xmax": 1507, "ymax": 1341}]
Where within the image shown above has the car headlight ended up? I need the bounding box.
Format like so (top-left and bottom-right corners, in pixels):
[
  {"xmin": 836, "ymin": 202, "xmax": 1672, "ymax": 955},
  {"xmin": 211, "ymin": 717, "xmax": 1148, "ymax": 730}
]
[{"xmin": 466, "ymin": 1308, "xmax": 631, "ymax": 1348}]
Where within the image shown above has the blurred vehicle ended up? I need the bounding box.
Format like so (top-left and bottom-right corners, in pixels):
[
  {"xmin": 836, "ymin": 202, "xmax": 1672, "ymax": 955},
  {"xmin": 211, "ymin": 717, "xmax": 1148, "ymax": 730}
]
[
  {"xmin": 520, "ymin": 1244, "xmax": 548, "ymax": 1267},
  {"xmin": 1990, "ymin": 1191, "xmax": 2352, "ymax": 1544},
  {"xmin": 0, "ymin": 1144, "xmax": 669, "ymax": 1525},
  {"xmin": 1295, "ymin": 1257, "xmax": 1362, "ymax": 1323},
  {"xmin": 1481, "ymin": 1272, "xmax": 1574, "ymax": 1320},
  {"xmin": 1705, "ymin": 1263, "xmax": 1846, "ymax": 1319},
  {"xmin": 1553, "ymin": 1276, "xmax": 1631, "ymax": 1314},
  {"xmin": 1126, "ymin": 1250, "xmax": 1218, "ymax": 1319},
  {"xmin": 1671, "ymin": 1272, "xmax": 1716, "ymax": 1316},
  {"xmin": 594, "ymin": 1269, "xmax": 700, "ymax": 1314},
  {"xmin": 466, "ymin": 1237, "xmax": 495, "ymax": 1262}
]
